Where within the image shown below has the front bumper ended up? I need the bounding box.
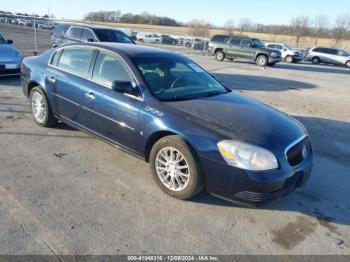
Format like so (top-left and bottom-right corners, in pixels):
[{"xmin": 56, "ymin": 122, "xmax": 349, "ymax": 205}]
[
  {"xmin": 202, "ymin": 149, "xmax": 313, "ymax": 207},
  {"xmin": 268, "ymin": 57, "xmax": 282, "ymax": 64}
]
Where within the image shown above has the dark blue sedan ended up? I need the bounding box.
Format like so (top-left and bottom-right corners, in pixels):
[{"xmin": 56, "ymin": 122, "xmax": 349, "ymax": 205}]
[{"xmin": 21, "ymin": 43, "xmax": 313, "ymax": 206}]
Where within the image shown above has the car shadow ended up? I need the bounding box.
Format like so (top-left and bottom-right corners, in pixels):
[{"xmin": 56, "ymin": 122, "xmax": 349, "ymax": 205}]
[
  {"xmin": 191, "ymin": 116, "xmax": 350, "ymax": 228},
  {"xmin": 0, "ymin": 76, "xmax": 21, "ymax": 87},
  {"xmin": 214, "ymin": 73, "xmax": 316, "ymax": 92},
  {"xmin": 275, "ymin": 62, "xmax": 350, "ymax": 75}
]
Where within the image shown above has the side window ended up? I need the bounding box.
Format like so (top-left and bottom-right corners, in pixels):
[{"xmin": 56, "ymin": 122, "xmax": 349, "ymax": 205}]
[
  {"xmin": 241, "ymin": 39, "xmax": 253, "ymax": 47},
  {"xmin": 81, "ymin": 29, "xmax": 95, "ymax": 42},
  {"xmin": 276, "ymin": 45, "xmax": 283, "ymax": 50},
  {"xmin": 67, "ymin": 27, "xmax": 82, "ymax": 40},
  {"xmin": 92, "ymin": 52, "xmax": 132, "ymax": 86},
  {"xmin": 57, "ymin": 48, "xmax": 93, "ymax": 76},
  {"xmin": 267, "ymin": 44, "xmax": 275, "ymax": 48},
  {"xmin": 328, "ymin": 49, "xmax": 338, "ymax": 55},
  {"xmin": 230, "ymin": 38, "xmax": 241, "ymax": 45}
]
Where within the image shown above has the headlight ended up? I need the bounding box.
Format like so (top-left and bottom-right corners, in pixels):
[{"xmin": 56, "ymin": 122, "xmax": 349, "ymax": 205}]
[
  {"xmin": 271, "ymin": 52, "xmax": 278, "ymax": 58},
  {"xmin": 217, "ymin": 140, "xmax": 278, "ymax": 171}
]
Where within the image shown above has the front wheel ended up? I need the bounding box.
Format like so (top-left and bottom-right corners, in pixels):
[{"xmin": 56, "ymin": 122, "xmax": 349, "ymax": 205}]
[
  {"xmin": 312, "ymin": 57, "xmax": 320, "ymax": 64},
  {"xmin": 215, "ymin": 51, "xmax": 225, "ymax": 61},
  {"xmin": 256, "ymin": 55, "xmax": 268, "ymax": 67},
  {"xmin": 30, "ymin": 87, "xmax": 57, "ymax": 127},
  {"xmin": 150, "ymin": 136, "xmax": 204, "ymax": 200},
  {"xmin": 285, "ymin": 56, "xmax": 293, "ymax": 63}
]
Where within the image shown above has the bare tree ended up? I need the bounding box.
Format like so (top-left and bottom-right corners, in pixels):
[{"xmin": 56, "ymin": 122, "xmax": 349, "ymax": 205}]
[
  {"xmin": 290, "ymin": 16, "xmax": 310, "ymax": 47},
  {"xmin": 332, "ymin": 14, "xmax": 350, "ymax": 46},
  {"xmin": 224, "ymin": 20, "xmax": 235, "ymax": 35},
  {"xmin": 238, "ymin": 18, "xmax": 252, "ymax": 35},
  {"xmin": 312, "ymin": 15, "xmax": 329, "ymax": 45},
  {"xmin": 187, "ymin": 20, "xmax": 210, "ymax": 37}
]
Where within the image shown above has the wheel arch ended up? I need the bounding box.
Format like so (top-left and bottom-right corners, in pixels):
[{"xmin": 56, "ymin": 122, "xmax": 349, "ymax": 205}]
[
  {"xmin": 144, "ymin": 131, "xmax": 200, "ymax": 164},
  {"xmin": 214, "ymin": 47, "xmax": 224, "ymax": 54},
  {"xmin": 27, "ymin": 81, "xmax": 42, "ymax": 97},
  {"xmin": 255, "ymin": 52, "xmax": 268, "ymax": 61}
]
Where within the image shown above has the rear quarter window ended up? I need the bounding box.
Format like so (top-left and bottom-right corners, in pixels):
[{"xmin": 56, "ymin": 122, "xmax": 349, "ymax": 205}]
[
  {"xmin": 211, "ymin": 35, "xmax": 229, "ymax": 43},
  {"xmin": 67, "ymin": 27, "xmax": 83, "ymax": 40}
]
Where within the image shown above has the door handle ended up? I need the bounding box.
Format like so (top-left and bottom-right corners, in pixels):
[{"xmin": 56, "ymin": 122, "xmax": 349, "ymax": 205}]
[
  {"xmin": 47, "ymin": 76, "xmax": 56, "ymax": 84},
  {"xmin": 85, "ymin": 92, "xmax": 96, "ymax": 100}
]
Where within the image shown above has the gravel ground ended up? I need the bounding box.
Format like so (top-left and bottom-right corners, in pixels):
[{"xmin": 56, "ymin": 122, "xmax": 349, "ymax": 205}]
[{"xmin": 0, "ymin": 23, "xmax": 350, "ymax": 256}]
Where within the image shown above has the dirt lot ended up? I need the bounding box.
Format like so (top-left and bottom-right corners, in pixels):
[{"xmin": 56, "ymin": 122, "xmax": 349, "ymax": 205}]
[{"xmin": 1, "ymin": 24, "xmax": 350, "ymax": 256}]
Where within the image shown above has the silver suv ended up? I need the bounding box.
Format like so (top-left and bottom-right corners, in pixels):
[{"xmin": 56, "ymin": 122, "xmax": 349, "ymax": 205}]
[{"xmin": 306, "ymin": 47, "xmax": 350, "ymax": 68}]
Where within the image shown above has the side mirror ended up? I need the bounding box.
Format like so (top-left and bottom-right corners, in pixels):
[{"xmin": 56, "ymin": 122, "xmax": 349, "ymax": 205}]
[
  {"xmin": 7, "ymin": 39, "xmax": 13, "ymax": 44},
  {"xmin": 112, "ymin": 80, "xmax": 138, "ymax": 96}
]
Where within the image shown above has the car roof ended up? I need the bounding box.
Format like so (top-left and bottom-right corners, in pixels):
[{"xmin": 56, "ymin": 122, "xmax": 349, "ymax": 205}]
[
  {"xmin": 58, "ymin": 42, "xmax": 181, "ymax": 59},
  {"xmin": 69, "ymin": 24, "xmax": 124, "ymax": 31}
]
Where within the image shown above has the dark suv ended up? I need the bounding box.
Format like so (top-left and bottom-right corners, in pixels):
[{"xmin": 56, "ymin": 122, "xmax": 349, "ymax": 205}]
[
  {"xmin": 51, "ymin": 25, "xmax": 134, "ymax": 48},
  {"xmin": 208, "ymin": 35, "xmax": 282, "ymax": 66}
]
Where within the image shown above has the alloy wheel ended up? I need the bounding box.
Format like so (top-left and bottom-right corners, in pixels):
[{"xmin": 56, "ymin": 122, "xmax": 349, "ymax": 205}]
[
  {"xmin": 155, "ymin": 147, "xmax": 190, "ymax": 192},
  {"xmin": 31, "ymin": 92, "xmax": 47, "ymax": 123}
]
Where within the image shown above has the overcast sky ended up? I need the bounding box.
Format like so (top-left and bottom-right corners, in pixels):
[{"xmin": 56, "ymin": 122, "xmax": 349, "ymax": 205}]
[{"xmin": 1, "ymin": 0, "xmax": 350, "ymax": 26}]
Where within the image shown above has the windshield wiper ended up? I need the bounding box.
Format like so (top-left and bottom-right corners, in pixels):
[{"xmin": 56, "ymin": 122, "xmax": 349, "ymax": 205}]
[{"xmin": 198, "ymin": 91, "xmax": 227, "ymax": 98}]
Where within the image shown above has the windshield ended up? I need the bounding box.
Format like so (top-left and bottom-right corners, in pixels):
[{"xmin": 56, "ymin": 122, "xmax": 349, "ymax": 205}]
[
  {"xmin": 254, "ymin": 39, "xmax": 265, "ymax": 48},
  {"xmin": 133, "ymin": 56, "xmax": 229, "ymax": 101},
  {"xmin": 0, "ymin": 35, "xmax": 6, "ymax": 44},
  {"xmin": 284, "ymin": 44, "xmax": 292, "ymax": 50},
  {"xmin": 94, "ymin": 29, "xmax": 134, "ymax": 44}
]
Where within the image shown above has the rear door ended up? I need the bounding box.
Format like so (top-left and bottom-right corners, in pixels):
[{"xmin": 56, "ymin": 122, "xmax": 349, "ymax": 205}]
[
  {"xmin": 46, "ymin": 47, "xmax": 94, "ymax": 124},
  {"xmin": 226, "ymin": 37, "xmax": 241, "ymax": 58},
  {"xmin": 80, "ymin": 50, "xmax": 142, "ymax": 152}
]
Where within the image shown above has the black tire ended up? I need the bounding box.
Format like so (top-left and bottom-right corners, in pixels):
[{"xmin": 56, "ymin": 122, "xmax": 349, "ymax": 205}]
[
  {"xmin": 256, "ymin": 55, "xmax": 268, "ymax": 67},
  {"xmin": 215, "ymin": 51, "xmax": 225, "ymax": 61},
  {"xmin": 285, "ymin": 56, "xmax": 293, "ymax": 63},
  {"xmin": 149, "ymin": 135, "xmax": 204, "ymax": 200},
  {"xmin": 346, "ymin": 61, "xmax": 350, "ymax": 68},
  {"xmin": 29, "ymin": 87, "xmax": 57, "ymax": 127},
  {"xmin": 312, "ymin": 57, "xmax": 320, "ymax": 64}
]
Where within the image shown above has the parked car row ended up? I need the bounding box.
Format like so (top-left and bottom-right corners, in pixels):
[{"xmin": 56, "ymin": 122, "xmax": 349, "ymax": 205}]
[
  {"xmin": 0, "ymin": 15, "xmax": 56, "ymax": 30},
  {"xmin": 208, "ymin": 34, "xmax": 350, "ymax": 68}
]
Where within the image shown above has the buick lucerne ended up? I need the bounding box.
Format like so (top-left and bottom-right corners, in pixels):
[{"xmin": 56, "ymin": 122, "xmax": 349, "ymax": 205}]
[{"xmin": 21, "ymin": 43, "xmax": 313, "ymax": 206}]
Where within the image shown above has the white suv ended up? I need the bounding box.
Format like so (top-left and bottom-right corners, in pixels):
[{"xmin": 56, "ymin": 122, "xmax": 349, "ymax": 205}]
[
  {"xmin": 265, "ymin": 43, "xmax": 302, "ymax": 63},
  {"xmin": 306, "ymin": 47, "xmax": 350, "ymax": 67},
  {"xmin": 136, "ymin": 32, "xmax": 161, "ymax": 44}
]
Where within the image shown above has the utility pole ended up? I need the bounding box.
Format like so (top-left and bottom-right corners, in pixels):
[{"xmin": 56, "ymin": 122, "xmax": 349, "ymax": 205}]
[{"xmin": 33, "ymin": 18, "xmax": 38, "ymax": 56}]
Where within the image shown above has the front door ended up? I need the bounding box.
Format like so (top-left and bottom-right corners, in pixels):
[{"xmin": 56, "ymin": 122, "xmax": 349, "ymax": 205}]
[
  {"xmin": 80, "ymin": 51, "xmax": 142, "ymax": 153},
  {"xmin": 240, "ymin": 39, "xmax": 256, "ymax": 60}
]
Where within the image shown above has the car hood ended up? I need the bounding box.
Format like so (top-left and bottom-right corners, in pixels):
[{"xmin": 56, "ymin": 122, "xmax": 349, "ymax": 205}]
[
  {"xmin": 0, "ymin": 44, "xmax": 22, "ymax": 62},
  {"xmin": 163, "ymin": 92, "xmax": 305, "ymax": 155}
]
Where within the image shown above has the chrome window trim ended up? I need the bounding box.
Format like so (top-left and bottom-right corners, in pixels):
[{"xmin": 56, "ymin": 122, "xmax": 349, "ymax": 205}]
[
  {"xmin": 47, "ymin": 45, "xmax": 144, "ymax": 101},
  {"xmin": 284, "ymin": 135, "xmax": 307, "ymax": 158}
]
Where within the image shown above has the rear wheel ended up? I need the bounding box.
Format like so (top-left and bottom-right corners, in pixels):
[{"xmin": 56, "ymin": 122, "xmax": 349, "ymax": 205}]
[
  {"xmin": 30, "ymin": 87, "xmax": 57, "ymax": 127},
  {"xmin": 150, "ymin": 135, "xmax": 204, "ymax": 200},
  {"xmin": 215, "ymin": 51, "xmax": 225, "ymax": 61},
  {"xmin": 256, "ymin": 55, "xmax": 268, "ymax": 67},
  {"xmin": 312, "ymin": 57, "xmax": 320, "ymax": 64},
  {"xmin": 346, "ymin": 61, "xmax": 350, "ymax": 68},
  {"xmin": 285, "ymin": 56, "xmax": 293, "ymax": 63}
]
